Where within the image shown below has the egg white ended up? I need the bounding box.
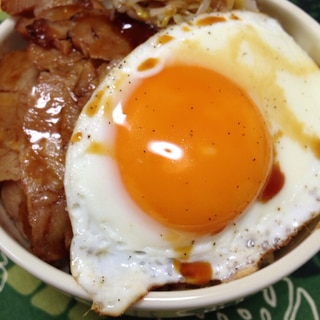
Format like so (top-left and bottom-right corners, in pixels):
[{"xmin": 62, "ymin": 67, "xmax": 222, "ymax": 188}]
[{"xmin": 64, "ymin": 10, "xmax": 320, "ymax": 316}]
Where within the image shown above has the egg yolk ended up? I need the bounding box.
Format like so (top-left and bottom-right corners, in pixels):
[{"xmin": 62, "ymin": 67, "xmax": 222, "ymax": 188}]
[{"xmin": 115, "ymin": 64, "xmax": 272, "ymax": 234}]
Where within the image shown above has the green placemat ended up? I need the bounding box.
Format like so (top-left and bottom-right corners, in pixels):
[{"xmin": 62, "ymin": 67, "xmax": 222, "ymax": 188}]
[
  {"xmin": 0, "ymin": 11, "xmax": 8, "ymax": 22},
  {"xmin": 291, "ymin": 0, "xmax": 320, "ymax": 21}
]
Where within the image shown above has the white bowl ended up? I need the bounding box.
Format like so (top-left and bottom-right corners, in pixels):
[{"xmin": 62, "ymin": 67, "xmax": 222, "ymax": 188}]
[{"xmin": 0, "ymin": 0, "xmax": 320, "ymax": 318}]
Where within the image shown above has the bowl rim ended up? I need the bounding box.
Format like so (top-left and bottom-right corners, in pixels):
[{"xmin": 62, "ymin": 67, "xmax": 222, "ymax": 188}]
[
  {"xmin": 0, "ymin": 0, "xmax": 320, "ymax": 315},
  {"xmin": 1, "ymin": 218, "xmax": 319, "ymax": 312}
]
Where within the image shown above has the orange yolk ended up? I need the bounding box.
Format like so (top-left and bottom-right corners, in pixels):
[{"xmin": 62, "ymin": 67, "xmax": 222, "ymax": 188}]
[{"xmin": 115, "ymin": 64, "xmax": 272, "ymax": 234}]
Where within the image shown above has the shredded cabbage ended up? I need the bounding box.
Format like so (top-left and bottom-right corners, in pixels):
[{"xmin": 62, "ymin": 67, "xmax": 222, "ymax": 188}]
[{"xmin": 103, "ymin": 0, "xmax": 258, "ymax": 28}]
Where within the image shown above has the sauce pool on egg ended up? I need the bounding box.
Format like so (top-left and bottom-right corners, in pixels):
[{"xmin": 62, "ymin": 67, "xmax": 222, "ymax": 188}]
[{"xmin": 114, "ymin": 64, "xmax": 273, "ymax": 234}]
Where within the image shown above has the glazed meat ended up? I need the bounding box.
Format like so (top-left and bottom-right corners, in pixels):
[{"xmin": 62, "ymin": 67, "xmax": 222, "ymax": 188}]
[
  {"xmin": 0, "ymin": 0, "xmax": 155, "ymax": 263},
  {"xmin": 0, "ymin": 51, "xmax": 38, "ymax": 182}
]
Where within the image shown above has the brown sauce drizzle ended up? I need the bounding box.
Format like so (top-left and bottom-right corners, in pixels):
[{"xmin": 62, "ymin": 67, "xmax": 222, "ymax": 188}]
[
  {"xmin": 157, "ymin": 34, "xmax": 175, "ymax": 45},
  {"xmin": 71, "ymin": 131, "xmax": 83, "ymax": 143},
  {"xmin": 196, "ymin": 15, "xmax": 226, "ymax": 26},
  {"xmin": 259, "ymin": 162, "xmax": 285, "ymax": 203},
  {"xmin": 137, "ymin": 57, "xmax": 159, "ymax": 71},
  {"xmin": 86, "ymin": 141, "xmax": 113, "ymax": 156},
  {"xmin": 85, "ymin": 89, "xmax": 104, "ymax": 117},
  {"xmin": 230, "ymin": 13, "xmax": 240, "ymax": 20},
  {"xmin": 174, "ymin": 260, "xmax": 213, "ymax": 285}
]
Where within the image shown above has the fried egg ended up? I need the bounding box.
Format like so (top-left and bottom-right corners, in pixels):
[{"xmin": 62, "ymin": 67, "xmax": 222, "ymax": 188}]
[{"xmin": 64, "ymin": 10, "xmax": 320, "ymax": 316}]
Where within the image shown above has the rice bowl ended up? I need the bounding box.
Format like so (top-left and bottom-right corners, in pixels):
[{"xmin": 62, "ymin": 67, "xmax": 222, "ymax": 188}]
[{"xmin": 0, "ymin": 0, "xmax": 320, "ymax": 317}]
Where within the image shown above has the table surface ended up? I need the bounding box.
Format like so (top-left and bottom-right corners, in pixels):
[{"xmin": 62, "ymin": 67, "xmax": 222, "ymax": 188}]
[{"xmin": 0, "ymin": 1, "xmax": 320, "ymax": 319}]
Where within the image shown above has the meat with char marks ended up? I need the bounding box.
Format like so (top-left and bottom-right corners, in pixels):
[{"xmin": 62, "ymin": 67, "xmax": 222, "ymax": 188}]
[{"xmin": 0, "ymin": 0, "xmax": 155, "ymax": 263}]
